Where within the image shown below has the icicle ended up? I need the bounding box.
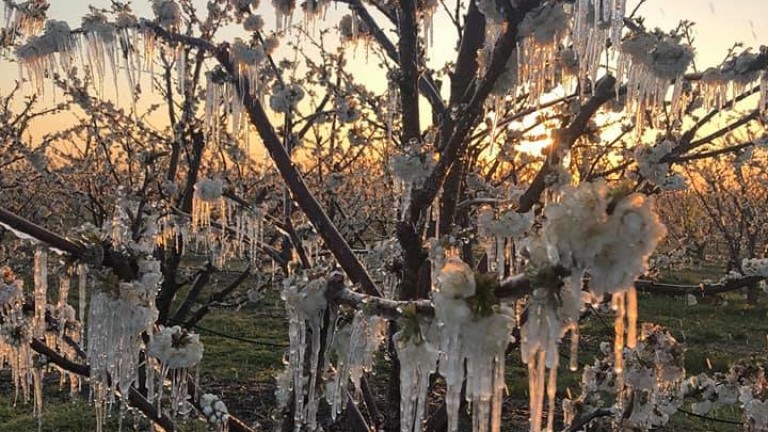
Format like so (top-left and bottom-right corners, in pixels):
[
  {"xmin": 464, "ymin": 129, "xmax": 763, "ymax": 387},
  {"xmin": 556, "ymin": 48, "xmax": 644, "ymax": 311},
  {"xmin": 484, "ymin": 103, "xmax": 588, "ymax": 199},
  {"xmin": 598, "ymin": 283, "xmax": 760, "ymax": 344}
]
[
  {"xmin": 58, "ymin": 272, "xmax": 70, "ymax": 309},
  {"xmin": 760, "ymin": 70, "xmax": 768, "ymax": 114},
  {"xmin": 626, "ymin": 286, "xmax": 638, "ymax": 348},
  {"xmin": 546, "ymin": 365, "xmax": 557, "ymax": 432},
  {"xmin": 33, "ymin": 247, "xmax": 47, "ymax": 339},
  {"xmin": 395, "ymin": 324, "xmax": 439, "ymax": 432},
  {"xmin": 517, "ymin": 2, "xmax": 569, "ymax": 104},
  {"xmin": 77, "ymin": 264, "xmax": 88, "ymax": 323},
  {"xmin": 31, "ymin": 248, "xmax": 47, "ymax": 426},
  {"xmin": 569, "ymin": 325, "xmax": 580, "ymax": 372},
  {"xmin": 176, "ymin": 44, "xmax": 186, "ymax": 94},
  {"xmin": 281, "ymin": 275, "xmax": 329, "ymax": 432},
  {"xmin": 610, "ymin": 0, "xmax": 627, "ymax": 49},
  {"xmin": 612, "ymin": 291, "xmax": 625, "ymax": 374}
]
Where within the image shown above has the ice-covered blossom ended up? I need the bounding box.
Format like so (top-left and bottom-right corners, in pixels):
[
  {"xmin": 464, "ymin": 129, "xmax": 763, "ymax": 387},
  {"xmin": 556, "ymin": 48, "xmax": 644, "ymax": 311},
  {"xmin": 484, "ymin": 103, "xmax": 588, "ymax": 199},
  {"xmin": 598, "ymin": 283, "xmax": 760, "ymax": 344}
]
[
  {"xmin": 115, "ymin": 11, "xmax": 138, "ymax": 28},
  {"xmin": 262, "ymin": 35, "xmax": 280, "ymax": 54},
  {"xmin": 338, "ymin": 14, "xmax": 371, "ymax": 44},
  {"xmin": 435, "ymin": 257, "xmax": 476, "ymax": 299},
  {"xmin": 336, "ymin": 96, "xmax": 361, "ymax": 123},
  {"xmin": 635, "ymin": 139, "xmax": 687, "ymax": 190},
  {"xmin": 231, "ymin": 38, "xmax": 265, "ymax": 66},
  {"xmin": 152, "ymin": 0, "xmax": 182, "ymax": 28},
  {"xmin": 519, "ymin": 2, "xmax": 569, "ymax": 43},
  {"xmin": 478, "ymin": 208, "xmax": 533, "ymax": 239},
  {"xmin": 618, "ymin": 33, "xmax": 694, "ymax": 125},
  {"xmin": 741, "ymin": 258, "xmax": 768, "ymax": 277},
  {"xmin": 194, "ymin": 178, "xmax": 224, "ymax": 202},
  {"xmin": 542, "ymin": 181, "xmax": 666, "ymax": 296},
  {"xmin": 147, "ymin": 326, "xmax": 204, "ymax": 369},
  {"xmin": 82, "ymin": 11, "xmax": 115, "ymax": 43},
  {"xmin": 685, "ymin": 361, "xmax": 768, "ymax": 431},
  {"xmin": 269, "ymin": 83, "xmax": 305, "ymax": 112},
  {"xmin": 0, "ymin": 280, "xmax": 23, "ymax": 314},
  {"xmin": 565, "ymin": 325, "xmax": 685, "ymax": 431},
  {"xmin": 200, "ymin": 393, "xmax": 229, "ymax": 431},
  {"xmin": 243, "ymin": 14, "xmax": 264, "ymax": 32}
]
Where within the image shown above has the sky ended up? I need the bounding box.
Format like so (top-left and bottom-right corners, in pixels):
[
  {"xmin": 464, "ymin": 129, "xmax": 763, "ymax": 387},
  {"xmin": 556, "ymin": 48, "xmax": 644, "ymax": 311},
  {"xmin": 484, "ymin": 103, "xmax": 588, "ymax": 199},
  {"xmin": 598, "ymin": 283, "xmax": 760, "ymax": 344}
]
[{"xmin": 1, "ymin": 0, "xmax": 767, "ymax": 141}]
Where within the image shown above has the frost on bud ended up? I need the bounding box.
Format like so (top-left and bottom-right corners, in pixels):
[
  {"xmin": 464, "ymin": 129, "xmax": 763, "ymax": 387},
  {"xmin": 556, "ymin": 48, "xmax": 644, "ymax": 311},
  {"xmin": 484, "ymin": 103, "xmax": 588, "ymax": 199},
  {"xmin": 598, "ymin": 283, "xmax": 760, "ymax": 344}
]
[{"xmin": 435, "ymin": 257, "xmax": 476, "ymax": 299}]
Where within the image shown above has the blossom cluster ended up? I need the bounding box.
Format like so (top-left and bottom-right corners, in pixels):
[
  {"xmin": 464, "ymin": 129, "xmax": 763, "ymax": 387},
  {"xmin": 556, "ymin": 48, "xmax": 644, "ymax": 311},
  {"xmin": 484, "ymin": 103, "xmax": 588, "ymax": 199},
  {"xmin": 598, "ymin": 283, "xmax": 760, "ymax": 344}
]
[{"xmin": 541, "ymin": 180, "xmax": 666, "ymax": 296}]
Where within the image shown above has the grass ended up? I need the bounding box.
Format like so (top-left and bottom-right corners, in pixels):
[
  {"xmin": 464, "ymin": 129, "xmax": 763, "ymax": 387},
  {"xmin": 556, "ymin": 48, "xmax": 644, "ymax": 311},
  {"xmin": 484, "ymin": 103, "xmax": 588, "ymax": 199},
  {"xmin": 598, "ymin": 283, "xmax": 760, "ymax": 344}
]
[{"xmin": 2, "ymin": 267, "xmax": 767, "ymax": 431}]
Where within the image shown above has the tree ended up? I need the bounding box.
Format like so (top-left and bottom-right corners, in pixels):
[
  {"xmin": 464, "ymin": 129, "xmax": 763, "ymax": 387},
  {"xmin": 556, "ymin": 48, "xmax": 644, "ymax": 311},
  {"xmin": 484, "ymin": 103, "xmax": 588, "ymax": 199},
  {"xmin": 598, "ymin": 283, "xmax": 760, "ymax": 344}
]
[{"xmin": 0, "ymin": 0, "xmax": 767, "ymax": 432}]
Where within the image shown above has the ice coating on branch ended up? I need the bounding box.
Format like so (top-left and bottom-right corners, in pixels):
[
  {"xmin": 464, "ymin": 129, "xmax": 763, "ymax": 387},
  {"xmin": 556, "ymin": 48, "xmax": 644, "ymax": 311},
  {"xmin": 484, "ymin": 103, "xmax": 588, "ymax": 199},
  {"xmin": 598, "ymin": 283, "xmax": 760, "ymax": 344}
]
[
  {"xmin": 617, "ymin": 32, "xmax": 694, "ymax": 129},
  {"xmin": 152, "ymin": 0, "xmax": 181, "ymax": 28},
  {"xmin": 700, "ymin": 50, "xmax": 768, "ymax": 114},
  {"xmin": 87, "ymin": 258, "xmax": 160, "ymax": 432},
  {"xmin": 517, "ymin": 2, "xmax": 570, "ymax": 102},
  {"xmin": 200, "ymin": 393, "xmax": 230, "ymax": 432},
  {"xmin": 281, "ymin": 274, "xmax": 329, "ymax": 432},
  {"xmin": 15, "ymin": 19, "xmax": 75, "ymax": 94},
  {"xmin": 394, "ymin": 323, "xmax": 440, "ymax": 432}
]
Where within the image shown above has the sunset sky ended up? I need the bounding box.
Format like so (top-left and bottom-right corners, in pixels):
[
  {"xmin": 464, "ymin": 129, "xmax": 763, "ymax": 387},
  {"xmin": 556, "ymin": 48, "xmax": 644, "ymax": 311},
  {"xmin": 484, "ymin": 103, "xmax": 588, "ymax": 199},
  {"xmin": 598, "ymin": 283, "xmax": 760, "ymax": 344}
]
[{"xmin": 1, "ymin": 0, "xmax": 766, "ymax": 141}]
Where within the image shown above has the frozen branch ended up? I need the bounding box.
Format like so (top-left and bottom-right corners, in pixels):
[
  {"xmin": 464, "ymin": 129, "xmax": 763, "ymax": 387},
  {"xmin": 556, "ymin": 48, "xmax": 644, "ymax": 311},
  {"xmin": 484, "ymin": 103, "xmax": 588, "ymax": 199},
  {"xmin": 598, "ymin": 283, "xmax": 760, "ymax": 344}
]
[{"xmin": 325, "ymin": 270, "xmax": 533, "ymax": 319}]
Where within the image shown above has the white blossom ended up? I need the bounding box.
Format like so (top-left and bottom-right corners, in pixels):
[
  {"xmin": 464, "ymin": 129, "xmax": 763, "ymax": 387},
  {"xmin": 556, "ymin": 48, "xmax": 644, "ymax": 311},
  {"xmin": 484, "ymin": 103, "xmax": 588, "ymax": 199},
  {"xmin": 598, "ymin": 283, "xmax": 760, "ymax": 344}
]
[{"xmin": 147, "ymin": 326, "xmax": 204, "ymax": 369}]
